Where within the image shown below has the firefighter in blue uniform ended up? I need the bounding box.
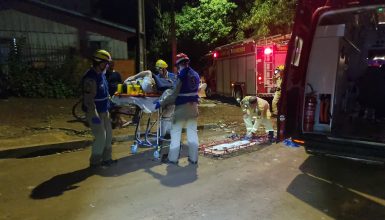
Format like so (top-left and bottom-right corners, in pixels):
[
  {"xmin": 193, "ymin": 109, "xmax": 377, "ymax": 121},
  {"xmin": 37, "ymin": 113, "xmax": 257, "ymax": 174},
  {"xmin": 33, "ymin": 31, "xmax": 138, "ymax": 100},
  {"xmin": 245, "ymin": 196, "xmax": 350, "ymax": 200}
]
[
  {"xmin": 154, "ymin": 53, "xmax": 200, "ymax": 165},
  {"xmin": 82, "ymin": 49, "xmax": 116, "ymax": 168},
  {"xmin": 154, "ymin": 59, "xmax": 177, "ymax": 138},
  {"xmin": 154, "ymin": 59, "xmax": 177, "ymax": 85}
]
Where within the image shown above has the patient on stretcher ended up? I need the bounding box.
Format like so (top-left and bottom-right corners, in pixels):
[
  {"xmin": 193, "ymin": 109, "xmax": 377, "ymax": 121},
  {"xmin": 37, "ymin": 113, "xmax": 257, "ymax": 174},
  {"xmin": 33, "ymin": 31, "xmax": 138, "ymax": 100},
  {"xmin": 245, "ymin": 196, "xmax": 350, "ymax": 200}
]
[
  {"xmin": 124, "ymin": 70, "xmax": 157, "ymax": 94},
  {"xmin": 123, "ymin": 70, "xmax": 175, "ymax": 94}
]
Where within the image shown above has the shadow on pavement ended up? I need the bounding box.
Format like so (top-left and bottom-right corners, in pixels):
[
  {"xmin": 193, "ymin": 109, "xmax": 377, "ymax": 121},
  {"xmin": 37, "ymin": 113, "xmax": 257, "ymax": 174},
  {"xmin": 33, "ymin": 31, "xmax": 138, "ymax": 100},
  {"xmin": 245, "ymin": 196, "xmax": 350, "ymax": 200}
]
[
  {"xmin": 30, "ymin": 167, "xmax": 94, "ymax": 199},
  {"xmin": 144, "ymin": 163, "xmax": 197, "ymax": 187},
  {"xmin": 287, "ymin": 155, "xmax": 385, "ymax": 220},
  {"xmin": 30, "ymin": 146, "xmax": 197, "ymax": 200},
  {"xmin": 100, "ymin": 145, "xmax": 197, "ymax": 187}
]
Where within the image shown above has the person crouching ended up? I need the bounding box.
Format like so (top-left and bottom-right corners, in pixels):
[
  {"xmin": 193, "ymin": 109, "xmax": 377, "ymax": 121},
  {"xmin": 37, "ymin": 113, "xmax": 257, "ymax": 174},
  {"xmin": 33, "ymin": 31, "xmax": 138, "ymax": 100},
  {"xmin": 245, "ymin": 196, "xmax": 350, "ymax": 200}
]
[{"xmin": 240, "ymin": 96, "xmax": 274, "ymax": 139}]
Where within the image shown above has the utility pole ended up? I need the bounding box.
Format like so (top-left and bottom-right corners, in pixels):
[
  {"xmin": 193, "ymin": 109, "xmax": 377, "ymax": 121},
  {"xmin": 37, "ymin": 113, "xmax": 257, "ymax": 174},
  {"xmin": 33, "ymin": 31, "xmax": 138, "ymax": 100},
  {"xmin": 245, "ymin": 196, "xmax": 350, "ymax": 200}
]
[
  {"xmin": 136, "ymin": 0, "xmax": 146, "ymax": 72},
  {"xmin": 170, "ymin": 0, "xmax": 176, "ymax": 73}
]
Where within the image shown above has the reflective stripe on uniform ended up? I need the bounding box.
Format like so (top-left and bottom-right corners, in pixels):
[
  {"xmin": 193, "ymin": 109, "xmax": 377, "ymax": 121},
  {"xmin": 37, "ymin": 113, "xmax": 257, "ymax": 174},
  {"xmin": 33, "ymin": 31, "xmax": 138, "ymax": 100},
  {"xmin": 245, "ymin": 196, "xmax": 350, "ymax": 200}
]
[
  {"xmin": 178, "ymin": 92, "xmax": 198, "ymax": 97},
  {"xmin": 94, "ymin": 97, "xmax": 109, "ymax": 102}
]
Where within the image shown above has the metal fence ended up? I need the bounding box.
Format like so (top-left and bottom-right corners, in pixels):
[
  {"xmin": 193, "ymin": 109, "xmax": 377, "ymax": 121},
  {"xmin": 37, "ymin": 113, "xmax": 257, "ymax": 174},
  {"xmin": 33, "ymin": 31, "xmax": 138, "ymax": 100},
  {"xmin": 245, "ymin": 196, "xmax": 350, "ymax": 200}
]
[{"xmin": 1, "ymin": 38, "xmax": 76, "ymax": 67}]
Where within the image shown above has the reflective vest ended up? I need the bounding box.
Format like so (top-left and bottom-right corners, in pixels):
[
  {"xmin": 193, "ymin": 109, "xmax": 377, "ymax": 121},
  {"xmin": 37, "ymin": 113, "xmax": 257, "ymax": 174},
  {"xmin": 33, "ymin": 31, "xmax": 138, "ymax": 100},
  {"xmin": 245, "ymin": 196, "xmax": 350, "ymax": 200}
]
[
  {"xmin": 167, "ymin": 71, "xmax": 177, "ymax": 86},
  {"xmin": 82, "ymin": 69, "xmax": 110, "ymax": 113},
  {"xmin": 276, "ymin": 77, "xmax": 282, "ymax": 92},
  {"xmin": 176, "ymin": 67, "xmax": 200, "ymax": 105},
  {"xmin": 241, "ymin": 96, "xmax": 271, "ymax": 119}
]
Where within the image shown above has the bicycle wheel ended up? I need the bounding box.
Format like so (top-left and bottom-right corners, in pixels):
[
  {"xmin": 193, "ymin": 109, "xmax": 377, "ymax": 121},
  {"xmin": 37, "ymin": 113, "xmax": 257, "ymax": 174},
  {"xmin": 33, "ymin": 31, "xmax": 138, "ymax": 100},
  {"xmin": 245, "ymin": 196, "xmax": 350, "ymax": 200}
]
[
  {"xmin": 110, "ymin": 105, "xmax": 138, "ymax": 129},
  {"xmin": 72, "ymin": 98, "xmax": 87, "ymax": 121}
]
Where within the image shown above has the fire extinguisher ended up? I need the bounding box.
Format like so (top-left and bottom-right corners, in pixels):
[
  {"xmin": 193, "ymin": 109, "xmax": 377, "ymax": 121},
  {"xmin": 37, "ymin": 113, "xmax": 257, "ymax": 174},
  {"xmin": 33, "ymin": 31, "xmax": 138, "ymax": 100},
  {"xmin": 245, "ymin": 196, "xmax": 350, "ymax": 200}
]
[{"xmin": 303, "ymin": 84, "xmax": 317, "ymax": 132}]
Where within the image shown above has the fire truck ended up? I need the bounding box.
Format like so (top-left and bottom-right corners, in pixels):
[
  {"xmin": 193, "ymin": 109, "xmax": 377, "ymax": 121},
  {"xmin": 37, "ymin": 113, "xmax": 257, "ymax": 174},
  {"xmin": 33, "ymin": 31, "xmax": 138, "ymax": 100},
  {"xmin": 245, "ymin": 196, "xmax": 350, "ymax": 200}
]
[
  {"xmin": 206, "ymin": 34, "xmax": 290, "ymax": 102},
  {"xmin": 280, "ymin": 0, "xmax": 385, "ymax": 163}
]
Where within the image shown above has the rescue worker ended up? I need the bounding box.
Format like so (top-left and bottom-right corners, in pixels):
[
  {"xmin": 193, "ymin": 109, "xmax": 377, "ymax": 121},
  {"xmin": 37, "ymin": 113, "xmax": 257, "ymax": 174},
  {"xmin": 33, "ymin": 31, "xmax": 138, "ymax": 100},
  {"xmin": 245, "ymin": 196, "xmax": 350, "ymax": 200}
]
[
  {"xmin": 154, "ymin": 59, "xmax": 177, "ymax": 138},
  {"xmin": 198, "ymin": 76, "xmax": 207, "ymax": 98},
  {"xmin": 154, "ymin": 59, "xmax": 177, "ymax": 85},
  {"xmin": 82, "ymin": 49, "xmax": 116, "ymax": 168},
  {"xmin": 240, "ymin": 96, "xmax": 274, "ymax": 138},
  {"xmin": 272, "ymin": 65, "xmax": 284, "ymax": 116},
  {"xmin": 154, "ymin": 53, "xmax": 200, "ymax": 165},
  {"xmin": 105, "ymin": 61, "xmax": 126, "ymax": 128},
  {"xmin": 105, "ymin": 61, "xmax": 122, "ymax": 96}
]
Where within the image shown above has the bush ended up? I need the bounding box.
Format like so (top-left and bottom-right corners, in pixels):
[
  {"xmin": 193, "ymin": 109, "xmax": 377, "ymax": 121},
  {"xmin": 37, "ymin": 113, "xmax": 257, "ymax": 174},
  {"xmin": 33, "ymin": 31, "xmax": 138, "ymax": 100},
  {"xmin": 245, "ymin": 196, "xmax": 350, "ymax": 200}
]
[{"xmin": 7, "ymin": 40, "xmax": 90, "ymax": 98}]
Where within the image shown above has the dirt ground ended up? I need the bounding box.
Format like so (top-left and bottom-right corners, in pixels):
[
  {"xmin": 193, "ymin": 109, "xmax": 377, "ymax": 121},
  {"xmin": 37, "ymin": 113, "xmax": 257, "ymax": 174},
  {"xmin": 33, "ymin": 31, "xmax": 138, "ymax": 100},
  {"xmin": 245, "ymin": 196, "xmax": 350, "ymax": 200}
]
[{"xmin": 0, "ymin": 97, "xmax": 249, "ymax": 149}]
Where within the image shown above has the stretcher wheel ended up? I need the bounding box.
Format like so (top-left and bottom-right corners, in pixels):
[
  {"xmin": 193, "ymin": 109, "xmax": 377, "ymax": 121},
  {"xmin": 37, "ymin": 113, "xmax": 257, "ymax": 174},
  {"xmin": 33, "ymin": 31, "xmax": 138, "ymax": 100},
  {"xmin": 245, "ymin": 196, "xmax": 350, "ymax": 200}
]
[
  {"xmin": 131, "ymin": 143, "xmax": 138, "ymax": 154},
  {"xmin": 153, "ymin": 150, "xmax": 160, "ymax": 159}
]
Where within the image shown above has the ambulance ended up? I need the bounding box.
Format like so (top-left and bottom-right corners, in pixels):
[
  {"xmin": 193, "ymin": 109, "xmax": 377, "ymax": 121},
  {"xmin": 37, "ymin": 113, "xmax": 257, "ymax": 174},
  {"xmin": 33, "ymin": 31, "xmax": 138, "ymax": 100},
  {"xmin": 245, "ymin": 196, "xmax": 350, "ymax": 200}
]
[{"xmin": 280, "ymin": 0, "xmax": 385, "ymax": 162}]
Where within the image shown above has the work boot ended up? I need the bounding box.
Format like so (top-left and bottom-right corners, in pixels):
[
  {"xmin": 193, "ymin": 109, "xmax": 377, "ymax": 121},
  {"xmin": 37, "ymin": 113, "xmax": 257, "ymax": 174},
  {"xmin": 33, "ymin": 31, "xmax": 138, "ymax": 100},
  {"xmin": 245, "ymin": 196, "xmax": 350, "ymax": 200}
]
[
  {"xmin": 161, "ymin": 154, "xmax": 178, "ymax": 165},
  {"xmin": 89, "ymin": 163, "xmax": 102, "ymax": 169},
  {"xmin": 188, "ymin": 158, "xmax": 198, "ymax": 165},
  {"xmin": 101, "ymin": 159, "xmax": 118, "ymax": 167},
  {"xmin": 268, "ymin": 131, "xmax": 274, "ymax": 143},
  {"xmin": 89, "ymin": 155, "xmax": 103, "ymax": 168}
]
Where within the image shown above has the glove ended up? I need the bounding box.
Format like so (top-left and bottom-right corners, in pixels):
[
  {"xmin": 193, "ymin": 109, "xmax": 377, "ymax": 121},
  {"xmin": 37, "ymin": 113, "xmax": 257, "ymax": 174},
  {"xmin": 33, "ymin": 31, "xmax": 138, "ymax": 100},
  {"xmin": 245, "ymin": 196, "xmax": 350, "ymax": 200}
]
[
  {"xmin": 153, "ymin": 100, "xmax": 161, "ymax": 109},
  {"xmin": 91, "ymin": 116, "xmax": 101, "ymax": 124}
]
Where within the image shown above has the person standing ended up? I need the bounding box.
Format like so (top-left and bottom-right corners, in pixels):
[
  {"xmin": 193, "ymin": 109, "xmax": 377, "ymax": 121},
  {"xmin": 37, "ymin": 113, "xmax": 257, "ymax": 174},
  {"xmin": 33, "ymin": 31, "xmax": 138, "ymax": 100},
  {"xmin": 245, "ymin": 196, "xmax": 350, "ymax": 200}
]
[
  {"xmin": 105, "ymin": 61, "xmax": 126, "ymax": 128},
  {"xmin": 154, "ymin": 59, "xmax": 177, "ymax": 85},
  {"xmin": 153, "ymin": 59, "xmax": 176, "ymax": 138},
  {"xmin": 154, "ymin": 53, "xmax": 200, "ymax": 165},
  {"xmin": 272, "ymin": 65, "xmax": 284, "ymax": 116},
  {"xmin": 82, "ymin": 49, "xmax": 116, "ymax": 168},
  {"xmin": 105, "ymin": 61, "xmax": 122, "ymax": 96},
  {"xmin": 240, "ymin": 96, "xmax": 274, "ymax": 138},
  {"xmin": 198, "ymin": 76, "xmax": 207, "ymax": 98}
]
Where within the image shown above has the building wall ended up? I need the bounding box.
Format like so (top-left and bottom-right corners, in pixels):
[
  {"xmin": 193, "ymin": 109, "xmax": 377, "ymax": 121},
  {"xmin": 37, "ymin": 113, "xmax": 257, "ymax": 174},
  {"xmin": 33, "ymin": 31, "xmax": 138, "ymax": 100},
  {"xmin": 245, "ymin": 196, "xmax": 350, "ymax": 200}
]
[
  {"xmin": 0, "ymin": 9, "xmax": 78, "ymax": 51},
  {"xmin": 0, "ymin": 9, "xmax": 129, "ymax": 62},
  {"xmin": 87, "ymin": 32, "xmax": 128, "ymax": 59}
]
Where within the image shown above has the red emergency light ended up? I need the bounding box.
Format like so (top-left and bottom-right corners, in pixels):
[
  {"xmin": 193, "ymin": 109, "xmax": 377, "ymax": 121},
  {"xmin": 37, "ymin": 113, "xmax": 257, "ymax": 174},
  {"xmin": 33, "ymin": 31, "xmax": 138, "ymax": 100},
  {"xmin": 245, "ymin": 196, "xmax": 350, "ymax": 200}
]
[
  {"xmin": 213, "ymin": 51, "xmax": 218, "ymax": 58},
  {"xmin": 264, "ymin": 47, "xmax": 273, "ymax": 55},
  {"xmin": 258, "ymin": 76, "xmax": 262, "ymax": 81}
]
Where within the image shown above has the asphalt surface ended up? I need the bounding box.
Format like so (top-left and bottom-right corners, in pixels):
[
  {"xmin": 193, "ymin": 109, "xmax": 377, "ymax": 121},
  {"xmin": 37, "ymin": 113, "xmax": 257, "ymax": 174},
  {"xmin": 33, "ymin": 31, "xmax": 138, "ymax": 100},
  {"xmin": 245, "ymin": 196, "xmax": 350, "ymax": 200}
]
[
  {"xmin": 1, "ymin": 136, "xmax": 385, "ymax": 220},
  {"xmin": 2, "ymin": 98, "xmax": 385, "ymax": 220}
]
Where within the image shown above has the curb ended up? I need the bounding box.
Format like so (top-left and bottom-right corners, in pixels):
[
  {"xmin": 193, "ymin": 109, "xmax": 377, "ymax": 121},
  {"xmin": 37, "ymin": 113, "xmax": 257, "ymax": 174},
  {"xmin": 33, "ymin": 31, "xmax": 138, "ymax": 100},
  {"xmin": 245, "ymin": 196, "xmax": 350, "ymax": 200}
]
[
  {"xmin": 0, "ymin": 123, "xmax": 219, "ymax": 159},
  {"xmin": 0, "ymin": 140, "xmax": 93, "ymax": 159}
]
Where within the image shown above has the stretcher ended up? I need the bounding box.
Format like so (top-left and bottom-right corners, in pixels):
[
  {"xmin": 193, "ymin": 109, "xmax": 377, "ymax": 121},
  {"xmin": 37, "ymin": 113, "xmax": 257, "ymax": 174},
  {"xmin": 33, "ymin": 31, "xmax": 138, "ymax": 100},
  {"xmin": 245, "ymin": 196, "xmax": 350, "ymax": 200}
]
[
  {"xmin": 199, "ymin": 133, "xmax": 272, "ymax": 158},
  {"xmin": 111, "ymin": 93, "xmax": 166, "ymax": 159}
]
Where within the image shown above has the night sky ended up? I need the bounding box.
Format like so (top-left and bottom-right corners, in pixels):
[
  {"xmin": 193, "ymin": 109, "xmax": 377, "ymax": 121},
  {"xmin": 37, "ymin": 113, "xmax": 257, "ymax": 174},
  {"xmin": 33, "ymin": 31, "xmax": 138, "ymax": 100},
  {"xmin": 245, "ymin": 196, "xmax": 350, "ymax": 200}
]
[{"xmin": 39, "ymin": 0, "xmax": 213, "ymax": 68}]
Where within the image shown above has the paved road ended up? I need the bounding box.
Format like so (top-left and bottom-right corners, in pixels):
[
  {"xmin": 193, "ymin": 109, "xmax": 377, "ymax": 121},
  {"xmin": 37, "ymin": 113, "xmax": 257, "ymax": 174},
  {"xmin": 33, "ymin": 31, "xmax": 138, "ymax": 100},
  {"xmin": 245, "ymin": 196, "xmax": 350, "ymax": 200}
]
[{"xmin": 1, "ymin": 140, "xmax": 385, "ymax": 220}]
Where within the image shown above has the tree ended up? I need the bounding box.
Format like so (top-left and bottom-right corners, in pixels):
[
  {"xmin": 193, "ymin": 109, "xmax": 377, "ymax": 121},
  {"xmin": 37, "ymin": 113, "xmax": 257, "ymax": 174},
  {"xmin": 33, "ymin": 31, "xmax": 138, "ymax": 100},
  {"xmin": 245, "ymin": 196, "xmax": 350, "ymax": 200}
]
[
  {"xmin": 236, "ymin": 0, "xmax": 296, "ymax": 38},
  {"xmin": 176, "ymin": 0, "xmax": 237, "ymax": 46},
  {"xmin": 147, "ymin": 0, "xmax": 173, "ymax": 67}
]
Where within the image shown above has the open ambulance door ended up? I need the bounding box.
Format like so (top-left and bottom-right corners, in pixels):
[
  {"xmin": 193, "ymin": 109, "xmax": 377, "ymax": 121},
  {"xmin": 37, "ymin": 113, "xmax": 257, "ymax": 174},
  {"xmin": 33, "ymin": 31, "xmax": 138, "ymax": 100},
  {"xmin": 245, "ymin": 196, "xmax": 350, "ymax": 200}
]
[
  {"xmin": 281, "ymin": 0, "xmax": 385, "ymax": 163},
  {"xmin": 279, "ymin": 0, "xmax": 331, "ymax": 140}
]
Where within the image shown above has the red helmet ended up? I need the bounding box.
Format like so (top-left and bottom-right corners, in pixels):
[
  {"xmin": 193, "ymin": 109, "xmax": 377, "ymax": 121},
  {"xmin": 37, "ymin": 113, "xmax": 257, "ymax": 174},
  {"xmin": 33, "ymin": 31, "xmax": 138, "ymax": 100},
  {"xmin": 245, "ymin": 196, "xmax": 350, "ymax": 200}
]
[{"xmin": 175, "ymin": 53, "xmax": 190, "ymax": 65}]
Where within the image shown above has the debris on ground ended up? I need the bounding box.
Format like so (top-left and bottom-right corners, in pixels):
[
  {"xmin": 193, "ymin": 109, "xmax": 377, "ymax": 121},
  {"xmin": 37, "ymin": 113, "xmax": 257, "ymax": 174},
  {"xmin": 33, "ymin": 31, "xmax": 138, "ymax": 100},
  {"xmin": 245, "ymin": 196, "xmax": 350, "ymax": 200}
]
[
  {"xmin": 283, "ymin": 138, "xmax": 300, "ymax": 148},
  {"xmin": 226, "ymin": 131, "xmax": 239, "ymax": 140}
]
